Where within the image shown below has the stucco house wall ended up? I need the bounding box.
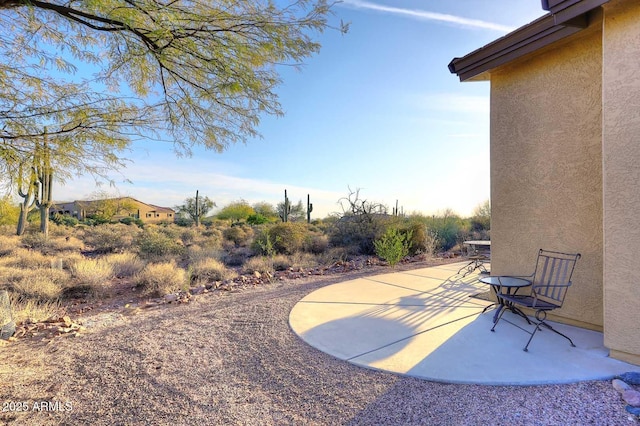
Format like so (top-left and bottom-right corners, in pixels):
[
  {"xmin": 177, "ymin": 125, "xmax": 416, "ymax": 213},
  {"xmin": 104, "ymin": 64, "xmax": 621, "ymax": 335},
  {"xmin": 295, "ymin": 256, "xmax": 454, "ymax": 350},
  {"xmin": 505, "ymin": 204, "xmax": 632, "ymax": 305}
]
[
  {"xmin": 489, "ymin": 22, "xmax": 604, "ymax": 329},
  {"xmin": 449, "ymin": 0, "xmax": 640, "ymax": 364},
  {"xmin": 53, "ymin": 197, "xmax": 175, "ymax": 224},
  {"xmin": 601, "ymin": 0, "xmax": 640, "ymax": 364}
]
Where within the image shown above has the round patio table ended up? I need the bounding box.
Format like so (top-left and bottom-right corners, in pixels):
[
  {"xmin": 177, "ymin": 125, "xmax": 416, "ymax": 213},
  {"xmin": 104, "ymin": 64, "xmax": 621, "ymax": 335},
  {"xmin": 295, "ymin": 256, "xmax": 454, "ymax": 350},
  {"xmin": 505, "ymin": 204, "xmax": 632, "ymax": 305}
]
[{"xmin": 479, "ymin": 276, "xmax": 532, "ymax": 324}]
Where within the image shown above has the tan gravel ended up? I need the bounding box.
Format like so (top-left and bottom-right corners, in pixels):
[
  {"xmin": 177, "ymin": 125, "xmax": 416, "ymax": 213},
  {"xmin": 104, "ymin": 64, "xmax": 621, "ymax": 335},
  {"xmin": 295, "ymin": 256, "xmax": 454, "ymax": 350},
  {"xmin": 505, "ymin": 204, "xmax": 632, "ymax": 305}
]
[{"xmin": 1, "ymin": 269, "xmax": 638, "ymax": 425}]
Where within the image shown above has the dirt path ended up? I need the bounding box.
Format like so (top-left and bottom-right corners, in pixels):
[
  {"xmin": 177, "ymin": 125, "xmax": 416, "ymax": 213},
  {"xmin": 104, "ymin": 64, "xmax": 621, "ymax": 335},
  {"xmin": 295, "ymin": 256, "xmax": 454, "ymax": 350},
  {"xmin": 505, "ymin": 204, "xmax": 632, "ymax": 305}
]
[{"xmin": 0, "ymin": 267, "xmax": 636, "ymax": 425}]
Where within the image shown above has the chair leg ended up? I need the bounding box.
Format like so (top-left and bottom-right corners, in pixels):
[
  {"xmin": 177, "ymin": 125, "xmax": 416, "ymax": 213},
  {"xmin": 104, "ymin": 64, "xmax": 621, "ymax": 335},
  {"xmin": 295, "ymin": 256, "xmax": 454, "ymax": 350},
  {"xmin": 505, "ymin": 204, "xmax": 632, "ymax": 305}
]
[
  {"xmin": 539, "ymin": 321, "xmax": 576, "ymax": 348},
  {"xmin": 523, "ymin": 310, "xmax": 576, "ymax": 352},
  {"xmin": 490, "ymin": 304, "xmax": 507, "ymax": 331}
]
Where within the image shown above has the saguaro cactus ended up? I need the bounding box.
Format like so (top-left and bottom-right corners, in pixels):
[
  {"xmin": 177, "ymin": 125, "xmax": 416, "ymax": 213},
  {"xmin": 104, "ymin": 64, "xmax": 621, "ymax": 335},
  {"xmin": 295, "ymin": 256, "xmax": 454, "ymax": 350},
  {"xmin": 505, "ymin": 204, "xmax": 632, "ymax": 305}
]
[
  {"xmin": 307, "ymin": 194, "xmax": 313, "ymax": 223},
  {"xmin": 16, "ymin": 163, "xmax": 38, "ymax": 236},
  {"xmin": 280, "ymin": 189, "xmax": 291, "ymax": 222},
  {"xmin": 35, "ymin": 136, "xmax": 54, "ymax": 237},
  {"xmin": 195, "ymin": 190, "xmax": 201, "ymax": 227}
]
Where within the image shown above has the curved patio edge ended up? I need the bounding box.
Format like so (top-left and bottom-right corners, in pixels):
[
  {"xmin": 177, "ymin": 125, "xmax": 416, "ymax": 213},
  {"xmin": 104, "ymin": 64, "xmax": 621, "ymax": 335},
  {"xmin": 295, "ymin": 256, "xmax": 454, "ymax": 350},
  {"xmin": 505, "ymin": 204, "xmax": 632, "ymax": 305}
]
[{"xmin": 289, "ymin": 262, "xmax": 640, "ymax": 386}]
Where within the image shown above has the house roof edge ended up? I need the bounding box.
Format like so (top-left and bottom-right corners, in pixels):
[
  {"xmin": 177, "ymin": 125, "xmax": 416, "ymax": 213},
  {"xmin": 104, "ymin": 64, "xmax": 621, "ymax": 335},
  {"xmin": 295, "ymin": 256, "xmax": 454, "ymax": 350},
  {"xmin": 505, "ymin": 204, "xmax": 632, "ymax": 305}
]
[{"xmin": 449, "ymin": 0, "xmax": 607, "ymax": 81}]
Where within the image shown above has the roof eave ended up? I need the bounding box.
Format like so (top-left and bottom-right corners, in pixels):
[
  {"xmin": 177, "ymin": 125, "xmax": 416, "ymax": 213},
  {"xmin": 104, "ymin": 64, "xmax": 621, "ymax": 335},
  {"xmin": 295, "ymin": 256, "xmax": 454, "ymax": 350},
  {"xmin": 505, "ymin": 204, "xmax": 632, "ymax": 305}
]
[
  {"xmin": 542, "ymin": 0, "xmax": 609, "ymax": 24},
  {"xmin": 448, "ymin": 7, "xmax": 594, "ymax": 82}
]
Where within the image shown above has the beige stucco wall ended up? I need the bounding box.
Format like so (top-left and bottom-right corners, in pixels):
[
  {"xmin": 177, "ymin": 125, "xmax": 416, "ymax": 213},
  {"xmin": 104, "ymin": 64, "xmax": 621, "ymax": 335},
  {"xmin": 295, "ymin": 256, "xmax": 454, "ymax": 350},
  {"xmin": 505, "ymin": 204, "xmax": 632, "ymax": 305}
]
[
  {"xmin": 602, "ymin": 0, "xmax": 640, "ymax": 364},
  {"xmin": 489, "ymin": 23, "xmax": 603, "ymax": 328}
]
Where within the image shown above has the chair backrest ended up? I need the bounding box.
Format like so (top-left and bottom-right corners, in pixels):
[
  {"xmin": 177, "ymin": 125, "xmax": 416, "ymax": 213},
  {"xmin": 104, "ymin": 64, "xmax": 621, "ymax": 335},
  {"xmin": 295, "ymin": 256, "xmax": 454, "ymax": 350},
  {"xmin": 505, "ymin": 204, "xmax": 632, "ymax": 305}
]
[{"xmin": 531, "ymin": 249, "xmax": 581, "ymax": 306}]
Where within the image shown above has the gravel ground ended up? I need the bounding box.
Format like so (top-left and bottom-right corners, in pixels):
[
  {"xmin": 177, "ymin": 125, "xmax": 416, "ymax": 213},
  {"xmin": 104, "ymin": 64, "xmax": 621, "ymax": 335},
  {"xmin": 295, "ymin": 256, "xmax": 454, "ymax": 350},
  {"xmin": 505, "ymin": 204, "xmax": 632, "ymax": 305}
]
[{"xmin": 0, "ymin": 270, "xmax": 638, "ymax": 426}]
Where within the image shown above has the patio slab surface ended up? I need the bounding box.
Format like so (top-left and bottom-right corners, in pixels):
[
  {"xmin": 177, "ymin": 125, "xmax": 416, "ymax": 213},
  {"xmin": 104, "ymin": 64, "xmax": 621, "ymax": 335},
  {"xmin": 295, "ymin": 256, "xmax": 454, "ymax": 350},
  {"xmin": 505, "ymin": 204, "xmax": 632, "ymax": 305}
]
[{"xmin": 289, "ymin": 262, "xmax": 640, "ymax": 385}]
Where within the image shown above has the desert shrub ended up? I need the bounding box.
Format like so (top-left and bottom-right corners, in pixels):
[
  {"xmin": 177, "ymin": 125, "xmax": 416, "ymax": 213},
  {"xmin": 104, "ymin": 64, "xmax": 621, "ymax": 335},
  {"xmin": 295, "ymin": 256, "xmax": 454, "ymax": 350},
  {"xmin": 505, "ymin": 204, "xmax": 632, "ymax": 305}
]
[
  {"xmin": 135, "ymin": 261, "xmax": 187, "ymax": 296},
  {"xmin": 9, "ymin": 296, "xmax": 61, "ymax": 324},
  {"xmin": 156, "ymin": 224, "xmax": 182, "ymax": 240},
  {"xmin": 4, "ymin": 268, "xmax": 69, "ymax": 302},
  {"xmin": 397, "ymin": 220, "xmax": 434, "ymax": 256},
  {"xmin": 374, "ymin": 227, "xmax": 413, "ymax": 267},
  {"xmin": 317, "ymin": 247, "xmax": 353, "ymax": 265},
  {"xmin": 0, "ymin": 225, "xmax": 16, "ymax": 237},
  {"xmin": 304, "ymin": 233, "xmax": 329, "ymax": 254},
  {"xmin": 288, "ymin": 252, "xmax": 319, "ymax": 270},
  {"xmin": 70, "ymin": 258, "xmax": 114, "ymax": 292},
  {"xmin": 0, "ymin": 235, "xmax": 18, "ymax": 256},
  {"xmin": 246, "ymin": 213, "xmax": 269, "ymax": 225},
  {"xmin": 179, "ymin": 228, "xmax": 198, "ymax": 246},
  {"xmin": 272, "ymin": 254, "xmax": 292, "ymax": 271},
  {"xmin": 252, "ymin": 227, "xmax": 277, "ymax": 257},
  {"xmin": 197, "ymin": 228, "xmax": 223, "ymax": 250},
  {"xmin": 186, "ymin": 245, "xmax": 222, "ymax": 264},
  {"xmin": 5, "ymin": 248, "xmax": 51, "ymax": 269},
  {"xmin": 83, "ymin": 223, "xmax": 139, "ymax": 253},
  {"xmin": 10, "ymin": 273, "xmax": 64, "ymax": 301},
  {"xmin": 51, "ymin": 214, "xmax": 79, "ymax": 228},
  {"xmin": 419, "ymin": 212, "xmax": 469, "ymax": 252},
  {"xmin": 118, "ymin": 217, "xmax": 144, "ymax": 227},
  {"xmin": 136, "ymin": 228, "xmax": 184, "ymax": 258},
  {"xmin": 241, "ymin": 256, "xmax": 274, "ymax": 276},
  {"xmin": 223, "ymin": 224, "xmax": 254, "ymax": 247},
  {"xmin": 20, "ymin": 232, "xmax": 49, "ymax": 250},
  {"xmin": 43, "ymin": 235, "xmax": 85, "ymax": 254},
  {"xmin": 105, "ymin": 252, "xmax": 146, "ymax": 278},
  {"xmin": 266, "ymin": 222, "xmax": 308, "ymax": 255},
  {"xmin": 174, "ymin": 217, "xmax": 194, "ymax": 227},
  {"xmin": 221, "ymin": 247, "xmax": 252, "ymax": 266},
  {"xmin": 189, "ymin": 258, "xmax": 237, "ymax": 284},
  {"xmin": 329, "ymin": 213, "xmax": 392, "ymax": 255}
]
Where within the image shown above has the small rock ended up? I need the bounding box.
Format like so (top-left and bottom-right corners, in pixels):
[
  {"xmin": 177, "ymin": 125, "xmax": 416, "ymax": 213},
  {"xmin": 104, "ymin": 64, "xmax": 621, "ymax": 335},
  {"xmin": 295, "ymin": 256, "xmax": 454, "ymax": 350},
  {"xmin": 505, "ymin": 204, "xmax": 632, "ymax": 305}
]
[
  {"xmin": 190, "ymin": 285, "xmax": 205, "ymax": 295},
  {"xmin": 253, "ymin": 271, "xmax": 261, "ymax": 279},
  {"xmin": 164, "ymin": 293, "xmax": 178, "ymax": 303},
  {"xmin": 613, "ymin": 379, "xmax": 632, "ymax": 393},
  {"xmin": 62, "ymin": 316, "xmax": 72, "ymax": 327},
  {"xmin": 623, "ymin": 389, "xmax": 640, "ymax": 407},
  {"xmin": 617, "ymin": 372, "xmax": 640, "ymax": 386}
]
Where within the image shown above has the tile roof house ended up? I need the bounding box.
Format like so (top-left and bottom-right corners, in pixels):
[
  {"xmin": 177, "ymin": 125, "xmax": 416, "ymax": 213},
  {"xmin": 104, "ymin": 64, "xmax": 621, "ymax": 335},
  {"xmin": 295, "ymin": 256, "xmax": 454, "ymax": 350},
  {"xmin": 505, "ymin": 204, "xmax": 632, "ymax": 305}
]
[
  {"xmin": 449, "ymin": 0, "xmax": 640, "ymax": 365},
  {"xmin": 53, "ymin": 197, "xmax": 175, "ymax": 224}
]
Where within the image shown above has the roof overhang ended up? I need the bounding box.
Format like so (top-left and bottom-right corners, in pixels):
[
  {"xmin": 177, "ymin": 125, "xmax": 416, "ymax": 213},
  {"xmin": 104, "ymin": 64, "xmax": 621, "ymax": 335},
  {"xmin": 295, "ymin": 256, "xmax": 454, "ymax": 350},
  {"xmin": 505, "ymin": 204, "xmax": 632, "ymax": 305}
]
[
  {"xmin": 448, "ymin": 0, "xmax": 608, "ymax": 82},
  {"xmin": 542, "ymin": 0, "xmax": 609, "ymax": 24}
]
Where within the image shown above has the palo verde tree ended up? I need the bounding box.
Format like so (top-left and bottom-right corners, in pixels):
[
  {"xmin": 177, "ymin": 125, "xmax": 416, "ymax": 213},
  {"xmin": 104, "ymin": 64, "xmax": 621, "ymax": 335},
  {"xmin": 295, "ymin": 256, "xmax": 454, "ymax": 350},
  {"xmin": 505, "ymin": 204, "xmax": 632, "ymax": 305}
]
[
  {"xmin": 0, "ymin": 1, "xmax": 346, "ymax": 201},
  {"xmin": 217, "ymin": 200, "xmax": 255, "ymax": 224}
]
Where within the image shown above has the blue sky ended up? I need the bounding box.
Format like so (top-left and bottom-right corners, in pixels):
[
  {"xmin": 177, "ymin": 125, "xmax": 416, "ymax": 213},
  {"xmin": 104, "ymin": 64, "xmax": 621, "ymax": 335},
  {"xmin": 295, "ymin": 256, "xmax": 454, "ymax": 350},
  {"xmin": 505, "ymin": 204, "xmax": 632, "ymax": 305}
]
[{"xmin": 55, "ymin": 0, "xmax": 545, "ymax": 218}]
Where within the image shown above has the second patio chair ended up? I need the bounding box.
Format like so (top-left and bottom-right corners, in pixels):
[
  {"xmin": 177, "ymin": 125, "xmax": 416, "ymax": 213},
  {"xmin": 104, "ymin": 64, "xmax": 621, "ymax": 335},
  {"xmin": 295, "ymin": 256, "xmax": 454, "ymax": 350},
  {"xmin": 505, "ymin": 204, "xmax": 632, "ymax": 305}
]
[{"xmin": 490, "ymin": 249, "xmax": 581, "ymax": 352}]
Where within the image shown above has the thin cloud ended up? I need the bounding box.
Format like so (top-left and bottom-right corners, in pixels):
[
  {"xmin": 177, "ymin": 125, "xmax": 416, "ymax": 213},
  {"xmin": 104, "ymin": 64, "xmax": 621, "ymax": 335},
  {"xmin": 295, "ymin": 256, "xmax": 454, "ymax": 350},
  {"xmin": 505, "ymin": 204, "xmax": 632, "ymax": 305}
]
[{"xmin": 341, "ymin": 0, "xmax": 515, "ymax": 32}]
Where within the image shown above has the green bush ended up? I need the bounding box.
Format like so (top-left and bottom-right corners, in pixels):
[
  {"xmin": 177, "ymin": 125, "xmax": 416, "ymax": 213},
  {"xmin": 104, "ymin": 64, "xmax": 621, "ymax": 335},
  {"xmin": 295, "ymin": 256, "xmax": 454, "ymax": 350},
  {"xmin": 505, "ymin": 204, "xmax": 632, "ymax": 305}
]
[
  {"xmin": 267, "ymin": 222, "xmax": 307, "ymax": 255},
  {"xmin": 419, "ymin": 212, "xmax": 469, "ymax": 252},
  {"xmin": 118, "ymin": 217, "xmax": 144, "ymax": 227},
  {"xmin": 374, "ymin": 227, "xmax": 413, "ymax": 267},
  {"xmin": 136, "ymin": 228, "xmax": 185, "ymax": 258},
  {"xmin": 246, "ymin": 213, "xmax": 269, "ymax": 225},
  {"xmin": 329, "ymin": 213, "xmax": 392, "ymax": 255},
  {"xmin": 51, "ymin": 214, "xmax": 79, "ymax": 227},
  {"xmin": 397, "ymin": 220, "xmax": 435, "ymax": 256}
]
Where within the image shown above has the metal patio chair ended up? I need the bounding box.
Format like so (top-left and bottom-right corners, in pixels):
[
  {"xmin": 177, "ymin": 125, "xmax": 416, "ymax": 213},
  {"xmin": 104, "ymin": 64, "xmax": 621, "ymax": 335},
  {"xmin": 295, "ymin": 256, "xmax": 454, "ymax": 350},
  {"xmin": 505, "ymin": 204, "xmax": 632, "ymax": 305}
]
[{"xmin": 490, "ymin": 249, "xmax": 581, "ymax": 351}]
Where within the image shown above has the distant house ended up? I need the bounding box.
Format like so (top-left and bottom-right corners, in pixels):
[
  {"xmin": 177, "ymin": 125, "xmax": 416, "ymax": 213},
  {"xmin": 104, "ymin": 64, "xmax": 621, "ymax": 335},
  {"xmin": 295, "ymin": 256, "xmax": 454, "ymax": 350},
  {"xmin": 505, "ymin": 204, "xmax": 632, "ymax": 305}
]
[
  {"xmin": 53, "ymin": 197, "xmax": 175, "ymax": 224},
  {"xmin": 448, "ymin": 0, "xmax": 640, "ymax": 365}
]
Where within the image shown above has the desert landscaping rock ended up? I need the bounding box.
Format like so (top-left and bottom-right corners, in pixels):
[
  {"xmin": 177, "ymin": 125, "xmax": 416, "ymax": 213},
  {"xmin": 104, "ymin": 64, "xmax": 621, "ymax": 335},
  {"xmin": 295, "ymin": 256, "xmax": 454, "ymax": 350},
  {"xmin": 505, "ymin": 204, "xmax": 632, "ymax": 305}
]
[
  {"xmin": 613, "ymin": 378, "xmax": 632, "ymax": 393},
  {"xmin": 1, "ymin": 264, "xmax": 637, "ymax": 425},
  {"xmin": 624, "ymin": 389, "xmax": 640, "ymax": 407},
  {"xmin": 619, "ymin": 372, "xmax": 640, "ymax": 386}
]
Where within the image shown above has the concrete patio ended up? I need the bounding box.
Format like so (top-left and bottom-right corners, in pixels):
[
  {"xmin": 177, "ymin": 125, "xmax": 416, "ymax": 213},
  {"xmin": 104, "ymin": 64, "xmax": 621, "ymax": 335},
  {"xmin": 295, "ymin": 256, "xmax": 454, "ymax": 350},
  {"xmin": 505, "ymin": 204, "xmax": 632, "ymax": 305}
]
[{"xmin": 289, "ymin": 262, "xmax": 640, "ymax": 385}]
